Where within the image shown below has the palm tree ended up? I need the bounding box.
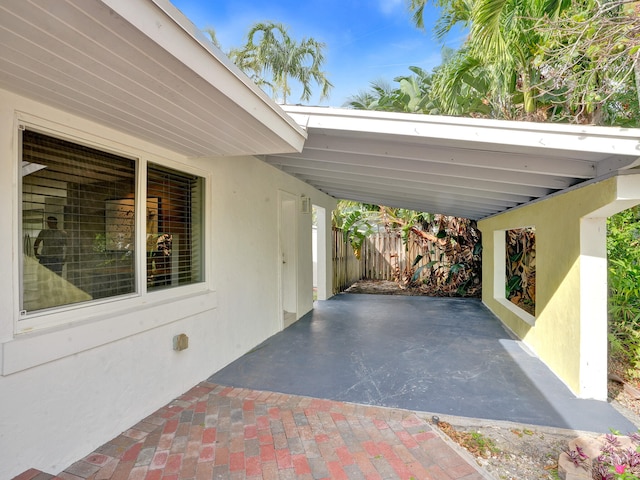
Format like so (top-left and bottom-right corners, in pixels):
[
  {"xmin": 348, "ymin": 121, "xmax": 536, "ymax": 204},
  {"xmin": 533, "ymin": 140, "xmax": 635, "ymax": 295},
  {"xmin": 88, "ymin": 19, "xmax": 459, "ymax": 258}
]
[
  {"xmin": 344, "ymin": 79, "xmax": 397, "ymax": 111},
  {"xmin": 344, "ymin": 89, "xmax": 381, "ymax": 110},
  {"xmin": 429, "ymin": 51, "xmax": 496, "ymax": 117},
  {"xmin": 410, "ymin": 0, "xmax": 568, "ymax": 118},
  {"xmin": 233, "ymin": 22, "xmax": 332, "ymax": 104},
  {"xmin": 345, "ymin": 67, "xmax": 441, "ymax": 114}
]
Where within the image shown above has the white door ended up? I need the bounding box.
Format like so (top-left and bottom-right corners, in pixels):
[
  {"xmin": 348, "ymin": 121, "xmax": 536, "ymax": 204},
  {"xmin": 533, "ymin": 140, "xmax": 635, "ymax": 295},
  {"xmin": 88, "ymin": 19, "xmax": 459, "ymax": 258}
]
[{"xmin": 278, "ymin": 191, "xmax": 297, "ymax": 328}]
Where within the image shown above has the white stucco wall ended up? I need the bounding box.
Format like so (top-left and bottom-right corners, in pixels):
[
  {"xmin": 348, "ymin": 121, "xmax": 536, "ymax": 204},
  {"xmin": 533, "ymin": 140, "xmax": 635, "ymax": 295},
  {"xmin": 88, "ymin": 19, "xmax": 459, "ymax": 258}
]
[
  {"xmin": 0, "ymin": 88, "xmax": 336, "ymax": 478},
  {"xmin": 194, "ymin": 150, "xmax": 336, "ymax": 363}
]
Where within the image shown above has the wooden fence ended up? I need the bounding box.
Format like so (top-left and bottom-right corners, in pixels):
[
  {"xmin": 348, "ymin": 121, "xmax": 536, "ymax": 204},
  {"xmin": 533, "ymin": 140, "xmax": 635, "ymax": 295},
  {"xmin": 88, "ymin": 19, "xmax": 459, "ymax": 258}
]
[
  {"xmin": 332, "ymin": 228, "xmax": 428, "ymax": 293},
  {"xmin": 332, "ymin": 228, "xmax": 364, "ymax": 294}
]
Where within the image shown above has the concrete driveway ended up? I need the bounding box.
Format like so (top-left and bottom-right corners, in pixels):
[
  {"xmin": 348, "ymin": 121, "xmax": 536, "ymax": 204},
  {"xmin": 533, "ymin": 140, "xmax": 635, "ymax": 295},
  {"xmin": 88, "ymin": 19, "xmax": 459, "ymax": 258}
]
[{"xmin": 211, "ymin": 293, "xmax": 637, "ymax": 433}]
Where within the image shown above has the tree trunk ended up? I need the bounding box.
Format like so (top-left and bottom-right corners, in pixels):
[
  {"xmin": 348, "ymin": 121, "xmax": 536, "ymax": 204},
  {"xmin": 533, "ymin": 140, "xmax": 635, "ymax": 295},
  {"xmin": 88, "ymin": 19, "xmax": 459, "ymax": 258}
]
[
  {"xmin": 634, "ymin": 53, "xmax": 640, "ymax": 113},
  {"xmin": 521, "ymin": 70, "xmax": 536, "ymax": 114}
]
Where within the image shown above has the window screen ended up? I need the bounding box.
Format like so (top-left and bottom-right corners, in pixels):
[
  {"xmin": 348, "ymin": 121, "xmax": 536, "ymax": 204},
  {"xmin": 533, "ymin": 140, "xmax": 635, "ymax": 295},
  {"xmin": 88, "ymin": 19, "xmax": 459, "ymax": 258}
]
[{"xmin": 21, "ymin": 130, "xmax": 137, "ymax": 313}]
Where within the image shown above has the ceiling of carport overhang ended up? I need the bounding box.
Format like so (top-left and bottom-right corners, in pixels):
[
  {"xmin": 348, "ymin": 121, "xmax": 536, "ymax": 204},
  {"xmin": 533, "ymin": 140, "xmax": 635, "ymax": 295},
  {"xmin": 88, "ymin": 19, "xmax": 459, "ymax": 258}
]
[
  {"xmin": 0, "ymin": 0, "xmax": 306, "ymax": 158},
  {"xmin": 264, "ymin": 106, "xmax": 640, "ymax": 220}
]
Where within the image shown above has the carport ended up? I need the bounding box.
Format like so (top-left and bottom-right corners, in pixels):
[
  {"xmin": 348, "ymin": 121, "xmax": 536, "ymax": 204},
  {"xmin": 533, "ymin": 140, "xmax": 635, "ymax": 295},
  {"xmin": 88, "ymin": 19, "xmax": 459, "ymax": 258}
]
[
  {"xmin": 211, "ymin": 293, "xmax": 636, "ymax": 433},
  {"xmin": 265, "ymin": 106, "xmax": 640, "ymax": 402},
  {"xmin": 2, "ymin": 2, "xmax": 640, "ymax": 476}
]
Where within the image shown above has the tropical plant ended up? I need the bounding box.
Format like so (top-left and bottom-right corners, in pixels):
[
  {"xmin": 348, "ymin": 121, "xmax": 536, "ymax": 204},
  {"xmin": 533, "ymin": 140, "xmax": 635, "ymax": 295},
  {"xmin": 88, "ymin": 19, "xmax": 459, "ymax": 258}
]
[
  {"xmin": 332, "ymin": 200, "xmax": 381, "ymax": 259},
  {"xmin": 344, "ymin": 79, "xmax": 399, "ymax": 111},
  {"xmin": 345, "ymin": 67, "xmax": 440, "ymax": 114},
  {"xmin": 231, "ymin": 21, "xmax": 332, "ymax": 104},
  {"xmin": 399, "ymin": 212, "xmax": 482, "ymax": 296},
  {"xmin": 427, "ymin": 49, "xmax": 496, "ymax": 117},
  {"xmin": 564, "ymin": 432, "xmax": 640, "ymax": 479},
  {"xmin": 333, "ymin": 201, "xmax": 482, "ymax": 296},
  {"xmin": 533, "ymin": 0, "xmax": 640, "ymax": 125},
  {"xmin": 409, "ymin": 0, "xmax": 571, "ymax": 119},
  {"xmin": 505, "ymin": 227, "xmax": 536, "ymax": 315},
  {"xmin": 394, "ymin": 66, "xmax": 438, "ymax": 112},
  {"xmin": 409, "ymin": 0, "xmax": 640, "ymax": 124},
  {"xmin": 608, "ymin": 206, "xmax": 640, "ymax": 378}
]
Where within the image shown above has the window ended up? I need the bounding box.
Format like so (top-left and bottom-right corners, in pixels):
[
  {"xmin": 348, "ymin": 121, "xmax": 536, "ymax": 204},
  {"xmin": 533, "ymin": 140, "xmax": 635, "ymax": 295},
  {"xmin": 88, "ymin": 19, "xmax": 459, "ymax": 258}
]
[
  {"xmin": 21, "ymin": 129, "xmax": 204, "ymax": 315},
  {"xmin": 505, "ymin": 227, "xmax": 536, "ymax": 316},
  {"xmin": 146, "ymin": 163, "xmax": 204, "ymax": 290}
]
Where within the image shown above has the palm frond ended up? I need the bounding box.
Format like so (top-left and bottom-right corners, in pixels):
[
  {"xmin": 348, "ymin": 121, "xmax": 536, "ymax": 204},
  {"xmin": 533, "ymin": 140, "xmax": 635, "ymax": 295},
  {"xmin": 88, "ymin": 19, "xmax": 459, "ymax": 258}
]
[{"xmin": 470, "ymin": 0, "xmax": 509, "ymax": 60}]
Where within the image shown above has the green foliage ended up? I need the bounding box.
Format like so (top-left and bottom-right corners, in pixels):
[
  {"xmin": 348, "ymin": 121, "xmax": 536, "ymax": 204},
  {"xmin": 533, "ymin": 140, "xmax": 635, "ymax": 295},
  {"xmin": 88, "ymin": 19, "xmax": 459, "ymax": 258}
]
[
  {"xmin": 341, "ymin": 211, "xmax": 373, "ymax": 259},
  {"xmin": 407, "ymin": 0, "xmax": 639, "ymax": 125},
  {"xmin": 221, "ymin": 21, "xmax": 332, "ymax": 104},
  {"xmin": 345, "ymin": 66, "xmax": 448, "ymax": 115},
  {"xmin": 401, "ymin": 214, "xmax": 482, "ymax": 296},
  {"xmin": 333, "ymin": 201, "xmax": 380, "ymax": 259},
  {"xmin": 602, "ymin": 89, "xmax": 640, "ymax": 128},
  {"xmin": 409, "ymin": 0, "xmax": 569, "ymax": 119},
  {"xmin": 608, "ymin": 206, "xmax": 640, "ymax": 261},
  {"xmin": 429, "ymin": 50, "xmax": 495, "ymax": 117},
  {"xmin": 333, "ymin": 201, "xmax": 481, "ymax": 296},
  {"xmin": 608, "ymin": 206, "xmax": 640, "ymax": 378},
  {"xmin": 505, "ymin": 274, "xmax": 522, "ymax": 297},
  {"xmin": 92, "ymin": 233, "xmax": 132, "ymax": 268},
  {"xmin": 533, "ymin": 0, "xmax": 640, "ymax": 125},
  {"xmin": 204, "ymin": 28, "xmax": 222, "ymax": 50},
  {"xmin": 505, "ymin": 227, "xmax": 536, "ymax": 315},
  {"xmin": 411, "ymin": 259, "xmax": 438, "ymax": 283},
  {"xmin": 469, "ymin": 431, "xmax": 499, "ymax": 455},
  {"xmin": 344, "ymin": 66, "xmax": 440, "ymax": 114}
]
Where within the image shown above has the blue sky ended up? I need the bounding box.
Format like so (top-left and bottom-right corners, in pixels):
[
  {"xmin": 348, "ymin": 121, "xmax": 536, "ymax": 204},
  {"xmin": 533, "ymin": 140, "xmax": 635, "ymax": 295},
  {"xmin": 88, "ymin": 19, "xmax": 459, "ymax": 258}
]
[{"xmin": 169, "ymin": 0, "xmax": 466, "ymax": 106}]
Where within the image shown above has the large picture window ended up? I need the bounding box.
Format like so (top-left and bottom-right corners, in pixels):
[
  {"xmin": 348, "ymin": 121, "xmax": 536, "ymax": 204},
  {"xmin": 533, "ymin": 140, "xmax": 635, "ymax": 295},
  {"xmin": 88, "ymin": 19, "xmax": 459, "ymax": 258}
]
[{"xmin": 21, "ymin": 129, "xmax": 204, "ymax": 315}]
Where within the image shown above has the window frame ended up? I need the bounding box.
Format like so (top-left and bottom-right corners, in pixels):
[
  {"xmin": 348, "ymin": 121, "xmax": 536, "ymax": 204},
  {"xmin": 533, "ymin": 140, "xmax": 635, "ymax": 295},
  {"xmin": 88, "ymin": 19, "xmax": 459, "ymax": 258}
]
[
  {"xmin": 15, "ymin": 118, "xmax": 211, "ymax": 335},
  {"xmin": 493, "ymin": 228, "xmax": 536, "ymax": 326}
]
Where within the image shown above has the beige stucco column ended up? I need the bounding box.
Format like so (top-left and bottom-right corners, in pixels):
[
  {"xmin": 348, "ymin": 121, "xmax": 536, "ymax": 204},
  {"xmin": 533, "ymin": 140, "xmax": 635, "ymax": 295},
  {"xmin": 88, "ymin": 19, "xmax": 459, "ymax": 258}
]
[{"xmin": 479, "ymin": 173, "xmax": 640, "ymax": 400}]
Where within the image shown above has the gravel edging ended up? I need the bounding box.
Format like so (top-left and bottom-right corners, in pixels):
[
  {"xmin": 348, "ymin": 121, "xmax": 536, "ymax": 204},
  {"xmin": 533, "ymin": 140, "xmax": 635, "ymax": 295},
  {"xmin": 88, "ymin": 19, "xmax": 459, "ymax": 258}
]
[{"xmin": 415, "ymin": 411, "xmax": 633, "ymax": 480}]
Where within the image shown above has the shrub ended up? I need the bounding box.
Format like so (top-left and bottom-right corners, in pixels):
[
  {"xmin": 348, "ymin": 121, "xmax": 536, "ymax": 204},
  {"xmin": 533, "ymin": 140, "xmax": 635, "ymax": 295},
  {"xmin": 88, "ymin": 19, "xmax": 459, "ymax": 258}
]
[{"xmin": 608, "ymin": 207, "xmax": 640, "ymax": 379}]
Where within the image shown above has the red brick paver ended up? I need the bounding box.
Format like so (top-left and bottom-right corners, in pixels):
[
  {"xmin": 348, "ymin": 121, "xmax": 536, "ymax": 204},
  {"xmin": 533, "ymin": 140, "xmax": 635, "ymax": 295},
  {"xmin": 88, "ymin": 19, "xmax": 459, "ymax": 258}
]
[{"xmin": 49, "ymin": 383, "xmax": 490, "ymax": 479}]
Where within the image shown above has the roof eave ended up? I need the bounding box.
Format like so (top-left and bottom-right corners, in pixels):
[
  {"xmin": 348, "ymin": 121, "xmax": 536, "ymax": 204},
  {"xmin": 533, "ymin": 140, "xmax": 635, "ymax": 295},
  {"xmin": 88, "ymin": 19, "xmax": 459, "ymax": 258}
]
[
  {"xmin": 0, "ymin": 0, "xmax": 306, "ymax": 158},
  {"xmin": 283, "ymin": 106, "xmax": 640, "ymax": 157},
  {"xmin": 141, "ymin": 0, "xmax": 307, "ymax": 152}
]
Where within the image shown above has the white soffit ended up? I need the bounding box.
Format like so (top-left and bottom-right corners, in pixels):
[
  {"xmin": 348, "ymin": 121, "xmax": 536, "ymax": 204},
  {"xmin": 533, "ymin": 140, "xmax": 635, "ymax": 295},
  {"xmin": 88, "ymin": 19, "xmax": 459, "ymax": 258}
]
[
  {"xmin": 264, "ymin": 106, "xmax": 640, "ymax": 220},
  {"xmin": 0, "ymin": 0, "xmax": 306, "ymax": 157}
]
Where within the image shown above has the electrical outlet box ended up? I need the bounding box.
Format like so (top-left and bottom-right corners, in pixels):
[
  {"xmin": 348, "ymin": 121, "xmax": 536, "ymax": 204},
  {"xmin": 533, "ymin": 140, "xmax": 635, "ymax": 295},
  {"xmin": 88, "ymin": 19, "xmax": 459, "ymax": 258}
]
[{"xmin": 173, "ymin": 333, "xmax": 189, "ymax": 351}]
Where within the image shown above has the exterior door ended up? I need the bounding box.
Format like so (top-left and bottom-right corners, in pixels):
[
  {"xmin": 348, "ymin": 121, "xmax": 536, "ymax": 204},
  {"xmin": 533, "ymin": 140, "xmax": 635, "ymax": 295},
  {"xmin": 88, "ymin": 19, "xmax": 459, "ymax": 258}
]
[{"xmin": 278, "ymin": 191, "xmax": 297, "ymax": 328}]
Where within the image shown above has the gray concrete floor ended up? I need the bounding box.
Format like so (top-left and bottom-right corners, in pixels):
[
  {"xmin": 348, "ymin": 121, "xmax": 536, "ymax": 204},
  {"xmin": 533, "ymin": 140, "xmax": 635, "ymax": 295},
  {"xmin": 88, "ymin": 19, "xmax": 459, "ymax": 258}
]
[{"xmin": 210, "ymin": 293, "xmax": 637, "ymax": 434}]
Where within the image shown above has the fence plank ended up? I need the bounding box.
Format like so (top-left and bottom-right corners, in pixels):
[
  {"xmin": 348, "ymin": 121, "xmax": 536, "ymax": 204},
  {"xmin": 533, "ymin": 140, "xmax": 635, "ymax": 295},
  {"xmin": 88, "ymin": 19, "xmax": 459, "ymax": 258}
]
[
  {"xmin": 334, "ymin": 228, "xmax": 462, "ymax": 293},
  {"xmin": 333, "ymin": 224, "xmax": 481, "ymax": 296}
]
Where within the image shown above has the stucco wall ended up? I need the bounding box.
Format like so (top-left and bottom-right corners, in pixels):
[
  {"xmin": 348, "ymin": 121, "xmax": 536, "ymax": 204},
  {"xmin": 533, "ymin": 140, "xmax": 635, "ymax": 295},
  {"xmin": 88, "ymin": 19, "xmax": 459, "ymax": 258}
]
[
  {"xmin": 192, "ymin": 150, "xmax": 336, "ymax": 363},
  {"xmin": 0, "ymin": 88, "xmax": 336, "ymax": 478},
  {"xmin": 478, "ymin": 175, "xmax": 640, "ymax": 399}
]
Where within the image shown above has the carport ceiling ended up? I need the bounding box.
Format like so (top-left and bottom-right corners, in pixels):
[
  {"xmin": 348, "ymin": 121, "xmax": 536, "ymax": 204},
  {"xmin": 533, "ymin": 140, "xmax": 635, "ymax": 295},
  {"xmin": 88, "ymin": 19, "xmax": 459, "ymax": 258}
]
[{"xmin": 267, "ymin": 106, "xmax": 640, "ymax": 220}]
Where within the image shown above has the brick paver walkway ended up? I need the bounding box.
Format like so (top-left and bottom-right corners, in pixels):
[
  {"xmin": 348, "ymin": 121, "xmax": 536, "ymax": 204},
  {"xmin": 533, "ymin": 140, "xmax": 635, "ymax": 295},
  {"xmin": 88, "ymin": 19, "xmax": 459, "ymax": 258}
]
[{"xmin": 17, "ymin": 383, "xmax": 490, "ymax": 480}]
